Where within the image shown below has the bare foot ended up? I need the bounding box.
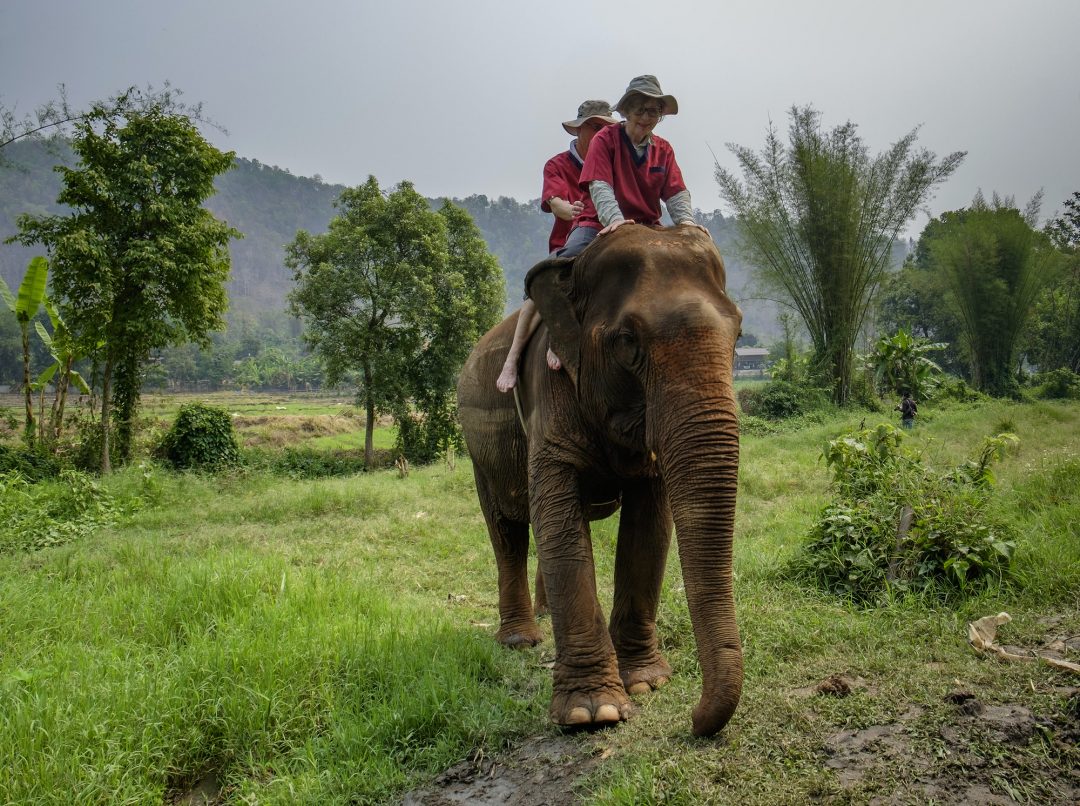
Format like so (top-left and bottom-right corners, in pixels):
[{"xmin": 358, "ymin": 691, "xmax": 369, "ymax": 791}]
[
  {"xmin": 496, "ymin": 360, "xmax": 518, "ymax": 393},
  {"xmin": 546, "ymin": 348, "xmax": 562, "ymax": 371}
]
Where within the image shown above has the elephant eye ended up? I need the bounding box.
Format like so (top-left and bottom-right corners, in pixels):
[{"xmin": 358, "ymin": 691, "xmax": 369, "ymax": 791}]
[{"xmin": 612, "ymin": 328, "xmax": 642, "ymax": 368}]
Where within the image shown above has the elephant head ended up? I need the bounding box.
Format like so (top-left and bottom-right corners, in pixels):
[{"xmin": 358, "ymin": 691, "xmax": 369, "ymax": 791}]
[{"xmin": 525, "ymin": 224, "xmax": 743, "ymax": 736}]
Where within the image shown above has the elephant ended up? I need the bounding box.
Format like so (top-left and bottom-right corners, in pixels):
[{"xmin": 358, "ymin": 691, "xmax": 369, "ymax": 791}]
[{"xmin": 456, "ymin": 224, "xmax": 742, "ymax": 737}]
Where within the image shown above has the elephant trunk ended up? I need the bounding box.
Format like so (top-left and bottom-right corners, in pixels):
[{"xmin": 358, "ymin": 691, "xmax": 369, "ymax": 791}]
[{"xmin": 649, "ymin": 334, "xmax": 742, "ymax": 737}]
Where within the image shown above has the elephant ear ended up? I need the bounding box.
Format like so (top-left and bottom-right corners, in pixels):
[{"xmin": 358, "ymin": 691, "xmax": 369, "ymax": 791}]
[{"xmin": 525, "ymin": 256, "xmax": 581, "ymax": 387}]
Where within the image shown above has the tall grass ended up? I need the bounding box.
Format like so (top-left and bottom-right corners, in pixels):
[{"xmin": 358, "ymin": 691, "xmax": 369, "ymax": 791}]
[{"xmin": 0, "ymin": 544, "xmax": 538, "ymax": 804}]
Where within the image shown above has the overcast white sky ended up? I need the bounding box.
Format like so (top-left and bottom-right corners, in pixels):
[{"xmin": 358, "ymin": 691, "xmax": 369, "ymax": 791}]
[{"xmin": 3, "ymin": 0, "xmax": 1078, "ymax": 237}]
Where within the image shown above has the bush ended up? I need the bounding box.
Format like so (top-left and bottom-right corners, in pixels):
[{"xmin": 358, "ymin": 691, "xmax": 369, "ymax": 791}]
[
  {"xmin": 392, "ymin": 399, "xmax": 463, "ymax": 465},
  {"xmin": 0, "ymin": 444, "xmax": 62, "ymax": 482},
  {"xmin": 1033, "ymin": 368, "xmax": 1080, "ymax": 400},
  {"xmin": 0, "ymin": 469, "xmax": 120, "ymax": 552},
  {"xmin": 246, "ymin": 447, "xmax": 378, "ymax": 479},
  {"xmin": 738, "ymin": 379, "xmax": 827, "ymax": 420},
  {"xmin": 156, "ymin": 404, "xmax": 241, "ymax": 472},
  {"xmin": 789, "ymin": 423, "xmax": 1017, "ymax": 602},
  {"xmin": 931, "ymin": 376, "xmax": 985, "ymax": 405}
]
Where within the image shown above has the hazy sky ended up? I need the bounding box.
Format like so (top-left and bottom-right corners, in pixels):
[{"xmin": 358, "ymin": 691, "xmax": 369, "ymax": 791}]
[{"xmin": 3, "ymin": 0, "xmax": 1079, "ymax": 237}]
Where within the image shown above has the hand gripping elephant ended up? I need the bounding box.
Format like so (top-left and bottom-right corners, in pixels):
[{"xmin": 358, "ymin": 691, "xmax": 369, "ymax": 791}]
[{"xmin": 456, "ymin": 225, "xmax": 743, "ymax": 737}]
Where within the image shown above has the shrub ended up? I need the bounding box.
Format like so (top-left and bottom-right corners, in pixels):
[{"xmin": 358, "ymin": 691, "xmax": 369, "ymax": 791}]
[
  {"xmin": 0, "ymin": 444, "xmax": 62, "ymax": 482},
  {"xmin": 789, "ymin": 424, "xmax": 1017, "ymax": 602},
  {"xmin": 392, "ymin": 399, "xmax": 463, "ymax": 465},
  {"xmin": 247, "ymin": 447, "xmax": 375, "ymax": 479},
  {"xmin": 156, "ymin": 404, "xmax": 241, "ymax": 472},
  {"xmin": 738, "ymin": 379, "xmax": 831, "ymax": 420},
  {"xmin": 931, "ymin": 376, "xmax": 985, "ymax": 404},
  {"xmin": 0, "ymin": 469, "xmax": 120, "ymax": 552},
  {"xmin": 1033, "ymin": 368, "xmax": 1080, "ymax": 400}
]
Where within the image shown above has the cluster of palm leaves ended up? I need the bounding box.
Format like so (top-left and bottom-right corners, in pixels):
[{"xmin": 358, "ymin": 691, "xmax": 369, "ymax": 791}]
[
  {"xmin": 0, "ymin": 257, "xmax": 90, "ymax": 446},
  {"xmin": 863, "ymin": 328, "xmax": 945, "ymax": 400}
]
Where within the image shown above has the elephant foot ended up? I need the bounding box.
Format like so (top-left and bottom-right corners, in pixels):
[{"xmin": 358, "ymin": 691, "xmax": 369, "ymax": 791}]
[
  {"xmin": 619, "ymin": 656, "xmax": 673, "ymax": 696},
  {"xmin": 551, "ymin": 684, "xmax": 633, "ymax": 730},
  {"xmin": 496, "ymin": 622, "xmax": 542, "ymax": 649}
]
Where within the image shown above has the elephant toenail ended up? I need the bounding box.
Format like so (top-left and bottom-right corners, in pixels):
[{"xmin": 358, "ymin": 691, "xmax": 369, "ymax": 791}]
[
  {"xmin": 627, "ymin": 682, "xmax": 651, "ymax": 695},
  {"xmin": 654, "ymin": 676, "xmax": 669, "ymax": 688},
  {"xmin": 595, "ymin": 704, "xmax": 621, "ymax": 723},
  {"xmin": 566, "ymin": 707, "xmax": 592, "ymax": 725}
]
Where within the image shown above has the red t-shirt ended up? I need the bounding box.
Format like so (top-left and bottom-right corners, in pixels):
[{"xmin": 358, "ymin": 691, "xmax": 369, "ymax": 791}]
[
  {"xmin": 576, "ymin": 123, "xmax": 687, "ymax": 230},
  {"xmin": 540, "ymin": 148, "xmax": 585, "ymax": 252}
]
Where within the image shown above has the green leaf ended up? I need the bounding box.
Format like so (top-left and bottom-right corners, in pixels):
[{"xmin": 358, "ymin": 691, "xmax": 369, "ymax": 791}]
[
  {"xmin": 16, "ymin": 256, "xmax": 48, "ymax": 322},
  {"xmin": 69, "ymin": 370, "xmax": 92, "ymax": 395},
  {"xmin": 34, "ymin": 363, "xmax": 59, "ymax": 387},
  {"xmin": 34, "ymin": 320, "xmax": 55, "ymax": 354},
  {"xmin": 0, "ymin": 277, "xmax": 16, "ymax": 315}
]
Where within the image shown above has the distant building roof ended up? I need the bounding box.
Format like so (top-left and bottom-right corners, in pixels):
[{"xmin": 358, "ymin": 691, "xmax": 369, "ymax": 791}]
[{"xmin": 735, "ymin": 347, "xmax": 769, "ymax": 357}]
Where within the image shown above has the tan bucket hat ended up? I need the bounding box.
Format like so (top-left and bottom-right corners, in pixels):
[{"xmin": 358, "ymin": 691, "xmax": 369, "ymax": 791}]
[
  {"xmin": 562, "ymin": 100, "xmax": 618, "ymax": 135},
  {"xmin": 614, "ymin": 75, "xmax": 679, "ymax": 116}
]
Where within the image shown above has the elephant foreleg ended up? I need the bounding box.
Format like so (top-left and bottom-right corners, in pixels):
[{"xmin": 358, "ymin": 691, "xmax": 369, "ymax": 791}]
[
  {"xmin": 531, "ymin": 460, "xmax": 630, "ymax": 728},
  {"xmin": 609, "ymin": 477, "xmax": 674, "ymax": 695}
]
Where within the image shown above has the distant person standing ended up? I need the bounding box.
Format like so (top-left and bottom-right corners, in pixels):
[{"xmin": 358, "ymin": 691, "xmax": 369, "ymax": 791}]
[
  {"xmin": 496, "ymin": 99, "xmax": 617, "ymax": 393},
  {"xmin": 898, "ymin": 392, "xmax": 917, "ymax": 429}
]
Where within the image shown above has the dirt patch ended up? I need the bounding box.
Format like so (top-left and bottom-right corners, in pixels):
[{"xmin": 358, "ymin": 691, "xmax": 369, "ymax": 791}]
[
  {"xmin": 168, "ymin": 770, "xmax": 222, "ymax": 805},
  {"xmin": 822, "ymin": 694, "xmax": 1080, "ymax": 804},
  {"xmin": 402, "ymin": 734, "xmax": 599, "ymax": 806}
]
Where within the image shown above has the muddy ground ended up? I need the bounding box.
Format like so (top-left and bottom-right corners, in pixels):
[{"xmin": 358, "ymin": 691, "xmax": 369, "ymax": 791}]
[{"xmin": 401, "ymin": 683, "xmax": 1079, "ymax": 806}]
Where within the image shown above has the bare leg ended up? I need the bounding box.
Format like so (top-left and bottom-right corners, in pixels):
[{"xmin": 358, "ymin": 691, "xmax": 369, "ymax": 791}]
[{"xmin": 497, "ymin": 300, "xmax": 540, "ymax": 392}]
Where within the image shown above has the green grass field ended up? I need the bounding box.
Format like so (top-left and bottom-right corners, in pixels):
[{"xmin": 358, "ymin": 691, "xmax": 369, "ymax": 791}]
[{"xmin": 1, "ymin": 397, "xmax": 1078, "ymax": 803}]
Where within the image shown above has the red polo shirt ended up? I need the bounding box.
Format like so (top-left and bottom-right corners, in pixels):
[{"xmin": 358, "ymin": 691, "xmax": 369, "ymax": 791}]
[
  {"xmin": 576, "ymin": 123, "xmax": 687, "ymax": 230},
  {"xmin": 540, "ymin": 148, "xmax": 585, "ymax": 252}
]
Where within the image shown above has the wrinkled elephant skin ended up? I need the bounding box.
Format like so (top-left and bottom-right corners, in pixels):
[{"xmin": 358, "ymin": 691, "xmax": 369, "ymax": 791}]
[{"xmin": 457, "ymin": 225, "xmax": 743, "ymax": 737}]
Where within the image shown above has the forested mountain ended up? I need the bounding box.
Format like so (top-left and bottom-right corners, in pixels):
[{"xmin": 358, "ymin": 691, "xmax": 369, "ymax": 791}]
[{"xmin": 1, "ymin": 139, "xmax": 769, "ymax": 336}]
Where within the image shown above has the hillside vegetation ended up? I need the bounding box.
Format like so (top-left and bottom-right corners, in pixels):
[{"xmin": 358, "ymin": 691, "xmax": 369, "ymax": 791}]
[{"xmin": 0, "ymin": 139, "xmax": 762, "ymax": 326}]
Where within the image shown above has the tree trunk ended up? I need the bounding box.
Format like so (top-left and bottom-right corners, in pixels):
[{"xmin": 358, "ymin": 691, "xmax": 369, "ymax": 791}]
[
  {"xmin": 21, "ymin": 327, "xmax": 33, "ymax": 446},
  {"xmin": 363, "ymin": 362, "xmax": 374, "ymax": 468},
  {"xmin": 100, "ymin": 356, "xmax": 113, "ymax": 474},
  {"xmin": 52, "ymin": 356, "xmax": 73, "ymax": 441}
]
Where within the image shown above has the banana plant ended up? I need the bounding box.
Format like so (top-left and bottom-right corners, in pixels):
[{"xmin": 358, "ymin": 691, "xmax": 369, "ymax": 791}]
[
  {"xmin": 864, "ymin": 328, "xmax": 946, "ymax": 400},
  {"xmin": 0, "ymin": 256, "xmax": 48, "ymax": 444},
  {"xmin": 34, "ymin": 297, "xmax": 92, "ymax": 442}
]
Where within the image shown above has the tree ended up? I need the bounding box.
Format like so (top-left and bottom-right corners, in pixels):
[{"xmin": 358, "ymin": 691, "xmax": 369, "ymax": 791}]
[
  {"xmin": 287, "ymin": 178, "xmax": 503, "ymax": 466},
  {"xmin": 926, "ymin": 192, "xmax": 1061, "ymax": 396},
  {"xmin": 1028, "ymin": 192, "xmax": 1080, "ymax": 373},
  {"xmin": 875, "ymin": 248, "xmax": 967, "ymax": 377},
  {"xmin": 0, "ymin": 256, "xmax": 48, "ymax": 443},
  {"xmin": 716, "ymin": 106, "xmax": 963, "ymax": 404},
  {"xmin": 394, "ymin": 201, "xmax": 503, "ymax": 462},
  {"xmin": 1, "ymin": 83, "xmax": 212, "ymax": 160},
  {"xmin": 9, "ymin": 106, "xmax": 238, "ymax": 470}
]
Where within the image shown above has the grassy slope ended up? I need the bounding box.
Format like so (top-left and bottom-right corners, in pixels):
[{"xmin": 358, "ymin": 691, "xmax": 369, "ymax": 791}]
[{"xmin": 0, "ymin": 399, "xmax": 1077, "ymax": 804}]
